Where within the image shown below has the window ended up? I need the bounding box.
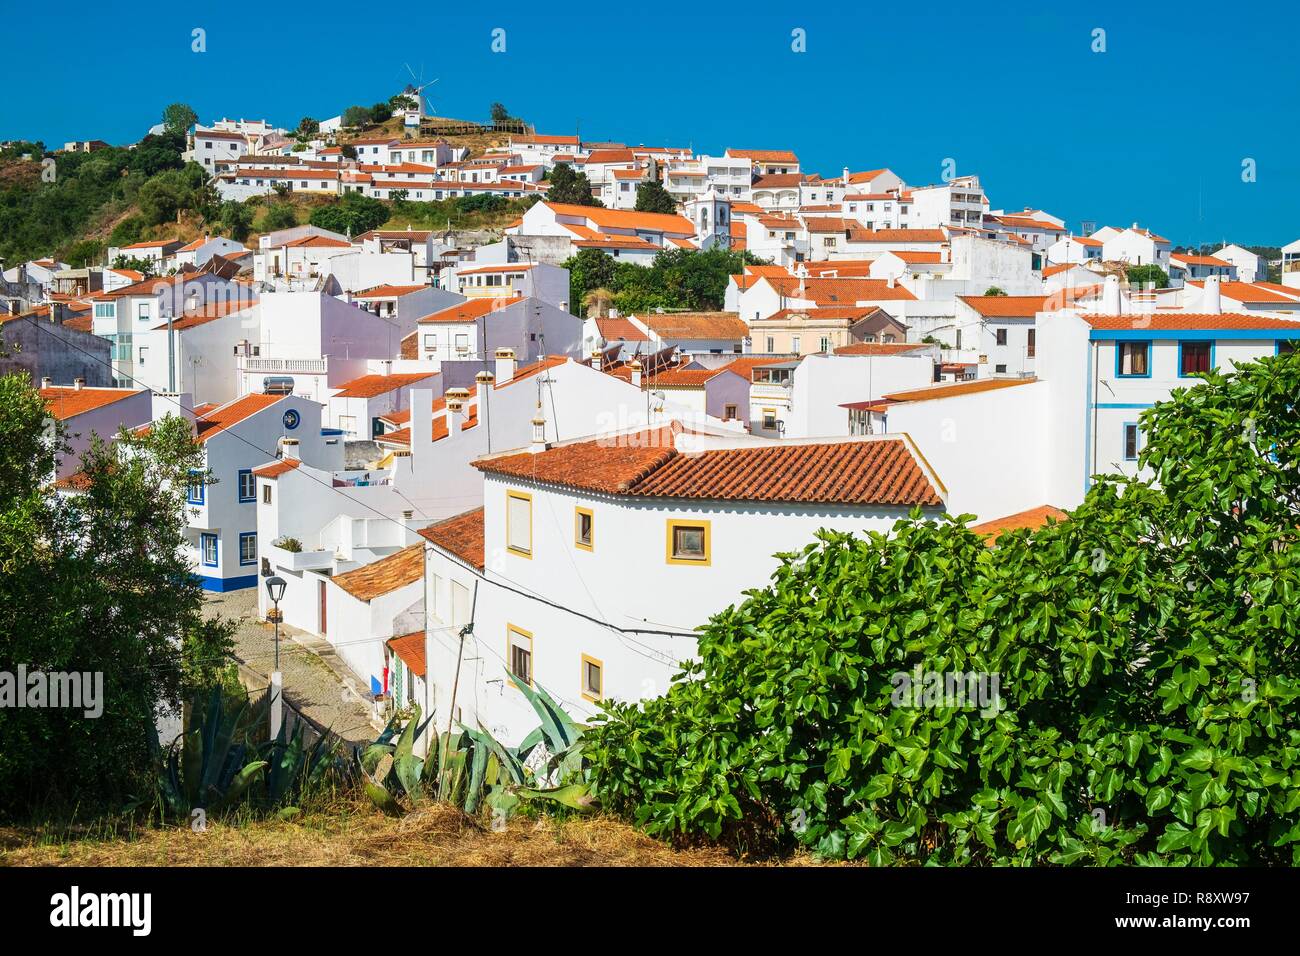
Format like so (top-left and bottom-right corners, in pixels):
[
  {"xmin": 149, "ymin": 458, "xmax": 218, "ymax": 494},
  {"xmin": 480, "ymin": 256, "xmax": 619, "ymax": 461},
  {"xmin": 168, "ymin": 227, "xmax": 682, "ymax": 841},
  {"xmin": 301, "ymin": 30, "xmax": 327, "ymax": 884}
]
[
  {"xmin": 995, "ymin": 364, "xmax": 1007, "ymax": 374},
  {"xmin": 1027, "ymin": 328, "xmax": 1036, "ymax": 358},
  {"xmin": 507, "ymin": 625, "xmax": 533, "ymax": 686},
  {"xmin": 1179, "ymin": 341, "xmax": 1212, "ymax": 376},
  {"xmin": 94, "ymin": 303, "xmax": 114, "ymax": 319},
  {"xmin": 762, "ymin": 408, "xmax": 778, "ymax": 430},
  {"xmin": 239, "ymin": 532, "xmax": 257, "ymax": 565},
  {"xmin": 766, "ymin": 336, "xmax": 775, "ymax": 352},
  {"xmin": 423, "ymin": 334, "xmax": 436, "ymax": 349},
  {"xmin": 186, "ymin": 470, "xmax": 205, "ymax": 504},
  {"xmin": 995, "ymin": 328, "xmax": 1008, "ymax": 346},
  {"xmin": 138, "ymin": 346, "xmax": 148, "ymax": 363},
  {"xmin": 791, "ymin": 335, "xmax": 801, "ymax": 352},
  {"xmin": 574, "ymin": 507, "xmax": 593, "ymax": 551},
  {"xmin": 454, "ymin": 333, "xmax": 470, "ymax": 352},
  {"xmin": 200, "ymin": 533, "xmax": 218, "ymax": 567},
  {"xmin": 261, "ymin": 483, "xmax": 272, "ymax": 505},
  {"xmin": 581, "ymin": 654, "xmax": 603, "ymax": 702},
  {"xmin": 723, "ymin": 403, "xmax": 738, "ymax": 420},
  {"xmin": 506, "ymin": 490, "xmax": 533, "ymax": 557},
  {"xmin": 1123, "ymin": 423, "xmax": 1141, "ymax": 461},
  {"xmin": 820, "ymin": 336, "xmax": 831, "ymax": 353},
  {"xmin": 1117, "ymin": 341, "xmax": 1150, "ymax": 377},
  {"xmin": 138, "ymin": 303, "xmax": 151, "ymax": 322},
  {"xmin": 237, "ymin": 468, "xmax": 256, "ymax": 502},
  {"xmin": 667, "ymin": 519, "xmax": 711, "ymax": 566}
]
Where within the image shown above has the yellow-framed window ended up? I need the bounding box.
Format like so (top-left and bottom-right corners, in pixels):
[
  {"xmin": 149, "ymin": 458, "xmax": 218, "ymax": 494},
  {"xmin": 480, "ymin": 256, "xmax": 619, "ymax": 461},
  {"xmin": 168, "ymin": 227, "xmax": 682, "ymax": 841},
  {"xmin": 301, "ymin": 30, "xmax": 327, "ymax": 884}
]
[
  {"xmin": 666, "ymin": 518, "xmax": 711, "ymax": 566},
  {"xmin": 507, "ymin": 624, "xmax": 533, "ymax": 686},
  {"xmin": 574, "ymin": 506, "xmax": 594, "ymax": 551},
  {"xmin": 580, "ymin": 654, "xmax": 603, "ymax": 702},
  {"xmin": 506, "ymin": 489, "xmax": 533, "ymax": 558}
]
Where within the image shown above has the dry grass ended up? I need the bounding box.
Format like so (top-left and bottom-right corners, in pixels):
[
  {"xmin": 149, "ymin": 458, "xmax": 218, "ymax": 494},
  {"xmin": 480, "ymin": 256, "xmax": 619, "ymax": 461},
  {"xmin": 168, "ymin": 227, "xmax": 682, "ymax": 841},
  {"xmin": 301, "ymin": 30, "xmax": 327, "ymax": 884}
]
[{"xmin": 0, "ymin": 801, "xmax": 812, "ymax": 867}]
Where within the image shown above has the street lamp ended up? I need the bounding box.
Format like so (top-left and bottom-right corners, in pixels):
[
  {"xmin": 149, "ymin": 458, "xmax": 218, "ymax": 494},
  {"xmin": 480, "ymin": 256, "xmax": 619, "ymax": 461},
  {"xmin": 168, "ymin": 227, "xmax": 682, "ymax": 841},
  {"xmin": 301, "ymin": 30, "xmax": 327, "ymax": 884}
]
[
  {"xmin": 265, "ymin": 575, "xmax": 286, "ymax": 739},
  {"xmin": 265, "ymin": 575, "xmax": 286, "ymax": 670}
]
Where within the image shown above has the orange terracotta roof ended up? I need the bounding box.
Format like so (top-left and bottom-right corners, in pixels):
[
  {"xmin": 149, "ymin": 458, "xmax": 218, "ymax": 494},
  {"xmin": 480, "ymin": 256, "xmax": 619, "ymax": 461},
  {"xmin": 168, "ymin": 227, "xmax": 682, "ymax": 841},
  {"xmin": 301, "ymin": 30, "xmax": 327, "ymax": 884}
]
[
  {"xmin": 458, "ymin": 264, "xmax": 535, "ymax": 275},
  {"xmin": 41, "ymin": 386, "xmax": 142, "ymax": 419},
  {"xmin": 252, "ymin": 459, "xmax": 300, "ymax": 479},
  {"xmin": 711, "ymin": 356, "xmax": 787, "ymax": 379},
  {"xmin": 387, "ymin": 631, "xmax": 427, "ymax": 677},
  {"xmin": 861, "ymin": 378, "xmax": 1037, "ymax": 408},
  {"xmin": 1082, "ymin": 312, "xmax": 1300, "ymax": 331},
  {"xmin": 1171, "ymin": 254, "xmax": 1231, "ymax": 267},
  {"xmin": 637, "ymin": 311, "xmax": 747, "ymax": 341},
  {"xmin": 642, "ymin": 368, "xmax": 715, "ymax": 388},
  {"xmin": 418, "ymin": 507, "xmax": 485, "ymax": 571},
  {"xmin": 418, "ymin": 296, "xmax": 523, "ymax": 324},
  {"xmin": 352, "ymin": 283, "xmax": 427, "ymax": 299},
  {"xmin": 332, "ymin": 543, "xmax": 424, "ymax": 602},
  {"xmin": 958, "ymin": 295, "xmax": 1049, "ymax": 318},
  {"xmin": 727, "ymin": 148, "xmax": 798, "ymax": 163},
  {"xmin": 764, "ymin": 276, "xmax": 916, "ymax": 303},
  {"xmin": 850, "ymin": 229, "xmax": 948, "ymax": 243},
  {"xmin": 595, "ymin": 317, "xmax": 648, "ymax": 341},
  {"xmin": 542, "ymin": 202, "xmax": 694, "ymax": 235},
  {"xmin": 283, "ymin": 235, "xmax": 350, "ymax": 248},
  {"xmin": 496, "ymin": 355, "xmax": 570, "ymax": 389},
  {"xmin": 194, "ymin": 394, "xmax": 285, "ymax": 442},
  {"xmin": 1186, "ymin": 281, "xmax": 1298, "ymax": 304},
  {"xmin": 833, "ymin": 342, "xmax": 928, "ymax": 356},
  {"xmin": 969, "ymin": 505, "xmax": 1068, "ymax": 544},
  {"xmin": 475, "ymin": 426, "xmax": 942, "ymax": 507},
  {"xmin": 763, "ymin": 306, "xmax": 884, "ymax": 323},
  {"xmin": 332, "ymin": 372, "xmax": 438, "ymax": 399},
  {"xmin": 155, "ymin": 299, "xmax": 253, "ymax": 331}
]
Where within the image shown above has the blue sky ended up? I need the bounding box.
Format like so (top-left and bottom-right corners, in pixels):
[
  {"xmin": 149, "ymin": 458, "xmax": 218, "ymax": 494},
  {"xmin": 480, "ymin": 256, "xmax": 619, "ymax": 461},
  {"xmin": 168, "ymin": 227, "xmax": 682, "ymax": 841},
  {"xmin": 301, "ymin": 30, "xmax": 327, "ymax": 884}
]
[{"xmin": 4, "ymin": 2, "xmax": 1297, "ymax": 245}]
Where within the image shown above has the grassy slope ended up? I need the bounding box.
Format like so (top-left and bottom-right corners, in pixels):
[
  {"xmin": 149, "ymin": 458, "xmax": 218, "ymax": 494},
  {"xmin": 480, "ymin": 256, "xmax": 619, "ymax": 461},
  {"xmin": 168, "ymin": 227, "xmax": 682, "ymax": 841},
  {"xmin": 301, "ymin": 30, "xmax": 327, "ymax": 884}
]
[{"xmin": 0, "ymin": 801, "xmax": 801, "ymax": 867}]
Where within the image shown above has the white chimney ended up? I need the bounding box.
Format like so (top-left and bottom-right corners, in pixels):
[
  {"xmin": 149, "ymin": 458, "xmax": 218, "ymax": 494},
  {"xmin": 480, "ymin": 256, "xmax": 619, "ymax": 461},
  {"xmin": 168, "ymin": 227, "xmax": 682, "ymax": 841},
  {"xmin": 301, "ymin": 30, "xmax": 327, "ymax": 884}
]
[
  {"xmin": 279, "ymin": 437, "xmax": 300, "ymax": 460},
  {"xmin": 1102, "ymin": 274, "xmax": 1122, "ymax": 314},
  {"xmin": 494, "ymin": 347, "xmax": 517, "ymax": 383},
  {"xmin": 73, "ymin": 377, "xmax": 85, "ymax": 390},
  {"xmin": 40, "ymin": 376, "xmax": 52, "ymax": 389},
  {"xmin": 1202, "ymin": 275, "xmax": 1222, "ymax": 315},
  {"xmin": 842, "ymin": 166, "xmax": 850, "ymax": 184},
  {"xmin": 529, "ymin": 405, "xmax": 548, "ymax": 453},
  {"xmin": 629, "ymin": 360, "xmax": 643, "ymax": 388},
  {"xmin": 445, "ymin": 387, "xmax": 470, "ymax": 440},
  {"xmin": 474, "ymin": 370, "xmax": 494, "ymax": 419},
  {"xmin": 410, "ymin": 388, "xmax": 434, "ymax": 460}
]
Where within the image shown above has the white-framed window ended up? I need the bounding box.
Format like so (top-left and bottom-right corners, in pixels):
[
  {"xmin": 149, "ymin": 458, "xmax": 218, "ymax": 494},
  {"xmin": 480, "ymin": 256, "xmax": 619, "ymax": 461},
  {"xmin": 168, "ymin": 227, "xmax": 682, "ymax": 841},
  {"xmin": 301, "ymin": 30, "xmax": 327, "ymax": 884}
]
[{"xmin": 506, "ymin": 490, "xmax": 532, "ymax": 557}]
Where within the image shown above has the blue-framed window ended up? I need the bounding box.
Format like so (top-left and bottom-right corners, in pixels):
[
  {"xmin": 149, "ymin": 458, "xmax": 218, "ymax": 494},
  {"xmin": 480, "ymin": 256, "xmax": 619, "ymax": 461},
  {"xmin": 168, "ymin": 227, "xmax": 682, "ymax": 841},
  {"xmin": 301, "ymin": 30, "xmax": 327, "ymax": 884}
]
[
  {"xmin": 1115, "ymin": 341, "xmax": 1151, "ymax": 378},
  {"xmin": 1178, "ymin": 341, "xmax": 1213, "ymax": 377},
  {"xmin": 238, "ymin": 532, "xmax": 257, "ymax": 566},
  {"xmin": 237, "ymin": 468, "xmax": 256, "ymax": 502},
  {"xmin": 200, "ymin": 533, "xmax": 218, "ymax": 567},
  {"xmin": 1123, "ymin": 422, "xmax": 1142, "ymax": 461},
  {"xmin": 186, "ymin": 470, "xmax": 206, "ymax": 504}
]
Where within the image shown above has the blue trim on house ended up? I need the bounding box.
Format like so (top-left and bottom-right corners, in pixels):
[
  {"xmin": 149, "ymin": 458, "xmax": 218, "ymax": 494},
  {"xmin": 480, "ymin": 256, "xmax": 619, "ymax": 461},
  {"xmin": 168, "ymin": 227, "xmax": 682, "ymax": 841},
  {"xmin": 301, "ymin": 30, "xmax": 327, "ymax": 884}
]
[
  {"xmin": 187, "ymin": 469, "xmax": 205, "ymax": 505},
  {"xmin": 200, "ymin": 532, "xmax": 218, "ymax": 567},
  {"xmin": 320, "ymin": 427, "xmax": 346, "ymax": 436},
  {"xmin": 1094, "ymin": 329, "xmax": 1300, "ymax": 342},
  {"xmin": 1177, "ymin": 340, "xmax": 1216, "ymax": 378},
  {"xmin": 238, "ymin": 531, "xmax": 258, "ymax": 566},
  {"xmin": 1094, "ymin": 402, "xmax": 1156, "ymax": 409},
  {"xmin": 195, "ymin": 573, "xmax": 258, "ymax": 592},
  {"xmin": 1114, "ymin": 340, "xmax": 1152, "ymax": 378},
  {"xmin": 1122, "ymin": 421, "xmax": 1141, "ymax": 461},
  {"xmin": 237, "ymin": 468, "xmax": 256, "ymax": 502}
]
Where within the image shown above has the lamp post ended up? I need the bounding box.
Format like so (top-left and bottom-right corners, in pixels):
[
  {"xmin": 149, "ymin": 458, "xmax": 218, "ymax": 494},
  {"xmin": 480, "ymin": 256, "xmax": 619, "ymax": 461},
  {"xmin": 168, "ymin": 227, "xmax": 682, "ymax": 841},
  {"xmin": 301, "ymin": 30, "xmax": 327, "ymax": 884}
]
[{"xmin": 265, "ymin": 575, "xmax": 286, "ymax": 738}]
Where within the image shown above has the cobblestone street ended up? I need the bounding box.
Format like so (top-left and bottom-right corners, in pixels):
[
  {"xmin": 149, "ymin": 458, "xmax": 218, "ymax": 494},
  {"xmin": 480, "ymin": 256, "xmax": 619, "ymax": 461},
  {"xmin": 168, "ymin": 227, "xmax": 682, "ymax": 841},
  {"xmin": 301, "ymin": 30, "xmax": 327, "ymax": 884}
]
[{"xmin": 203, "ymin": 589, "xmax": 382, "ymax": 744}]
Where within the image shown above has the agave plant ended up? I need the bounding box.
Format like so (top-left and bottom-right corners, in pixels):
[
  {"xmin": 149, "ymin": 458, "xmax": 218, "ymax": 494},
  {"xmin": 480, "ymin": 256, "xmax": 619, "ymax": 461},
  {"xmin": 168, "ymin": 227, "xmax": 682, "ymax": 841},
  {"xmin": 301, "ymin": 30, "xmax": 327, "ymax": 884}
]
[{"xmin": 361, "ymin": 675, "xmax": 596, "ymax": 821}]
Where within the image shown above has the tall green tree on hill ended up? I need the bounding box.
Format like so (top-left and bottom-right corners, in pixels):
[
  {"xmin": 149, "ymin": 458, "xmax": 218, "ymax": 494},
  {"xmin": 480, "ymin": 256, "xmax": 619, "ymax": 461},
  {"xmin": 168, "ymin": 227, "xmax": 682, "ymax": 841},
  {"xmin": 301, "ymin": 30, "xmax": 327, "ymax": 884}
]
[
  {"xmin": 634, "ymin": 180, "xmax": 677, "ymax": 215},
  {"xmin": 161, "ymin": 103, "xmax": 198, "ymax": 137},
  {"xmin": 546, "ymin": 163, "xmax": 602, "ymax": 207}
]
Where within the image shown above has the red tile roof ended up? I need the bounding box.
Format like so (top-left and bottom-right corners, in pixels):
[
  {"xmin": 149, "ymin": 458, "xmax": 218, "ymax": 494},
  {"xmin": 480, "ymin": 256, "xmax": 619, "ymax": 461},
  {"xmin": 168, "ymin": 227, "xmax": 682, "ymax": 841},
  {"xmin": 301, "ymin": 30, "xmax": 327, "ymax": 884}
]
[
  {"xmin": 332, "ymin": 372, "xmax": 438, "ymax": 399},
  {"xmin": 40, "ymin": 386, "xmax": 142, "ymax": 419},
  {"xmin": 1081, "ymin": 312, "xmax": 1300, "ymax": 331},
  {"xmin": 595, "ymin": 317, "xmax": 649, "ymax": 341},
  {"xmin": 352, "ymin": 283, "xmax": 428, "ymax": 299},
  {"xmin": 833, "ymin": 342, "xmax": 928, "ymax": 356},
  {"xmin": 475, "ymin": 426, "xmax": 942, "ymax": 507},
  {"xmin": 958, "ymin": 295, "xmax": 1050, "ymax": 318},
  {"xmin": 387, "ymin": 631, "xmax": 427, "ymax": 677},
  {"xmin": 844, "ymin": 378, "xmax": 1037, "ymax": 412},
  {"xmin": 849, "ymin": 229, "xmax": 947, "ymax": 243},
  {"xmin": 418, "ymin": 296, "xmax": 523, "ymax": 324},
  {"xmin": 1186, "ymin": 281, "xmax": 1298, "ymax": 304},
  {"xmin": 252, "ymin": 459, "xmax": 300, "ymax": 479},
  {"xmin": 764, "ymin": 277, "xmax": 916, "ymax": 303},
  {"xmin": 194, "ymin": 394, "xmax": 285, "ymax": 442},
  {"xmin": 418, "ymin": 507, "xmax": 485, "ymax": 571},
  {"xmin": 969, "ymin": 505, "xmax": 1068, "ymax": 544},
  {"xmin": 727, "ymin": 148, "xmax": 799, "ymax": 163},
  {"xmin": 333, "ymin": 544, "xmax": 424, "ymax": 602},
  {"xmin": 637, "ymin": 312, "xmax": 748, "ymax": 341}
]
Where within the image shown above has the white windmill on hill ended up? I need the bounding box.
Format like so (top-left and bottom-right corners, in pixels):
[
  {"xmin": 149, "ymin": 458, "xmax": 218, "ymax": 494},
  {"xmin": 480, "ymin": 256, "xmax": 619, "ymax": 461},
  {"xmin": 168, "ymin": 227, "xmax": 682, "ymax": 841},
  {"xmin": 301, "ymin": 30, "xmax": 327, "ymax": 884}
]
[{"xmin": 400, "ymin": 64, "xmax": 438, "ymax": 129}]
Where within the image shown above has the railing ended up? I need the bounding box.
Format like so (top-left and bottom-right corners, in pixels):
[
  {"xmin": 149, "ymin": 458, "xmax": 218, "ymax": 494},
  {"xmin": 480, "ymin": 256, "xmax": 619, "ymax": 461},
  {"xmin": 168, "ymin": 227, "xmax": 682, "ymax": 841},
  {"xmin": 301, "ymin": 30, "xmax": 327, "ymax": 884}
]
[{"xmin": 240, "ymin": 358, "xmax": 328, "ymax": 373}]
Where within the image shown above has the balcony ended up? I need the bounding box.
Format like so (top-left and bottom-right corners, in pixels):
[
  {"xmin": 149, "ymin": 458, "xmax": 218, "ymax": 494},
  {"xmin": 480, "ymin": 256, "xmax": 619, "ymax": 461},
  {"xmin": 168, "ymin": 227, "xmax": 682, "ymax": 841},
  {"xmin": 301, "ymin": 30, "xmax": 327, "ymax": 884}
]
[
  {"xmin": 240, "ymin": 357, "xmax": 328, "ymax": 374},
  {"xmin": 268, "ymin": 543, "xmax": 334, "ymax": 572}
]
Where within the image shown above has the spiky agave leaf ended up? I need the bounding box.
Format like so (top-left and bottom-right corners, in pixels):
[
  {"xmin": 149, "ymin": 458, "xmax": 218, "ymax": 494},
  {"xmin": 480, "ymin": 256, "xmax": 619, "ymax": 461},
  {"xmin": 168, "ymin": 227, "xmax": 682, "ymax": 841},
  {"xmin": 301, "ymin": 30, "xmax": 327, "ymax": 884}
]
[
  {"xmin": 517, "ymin": 781, "xmax": 597, "ymax": 812},
  {"xmin": 364, "ymin": 780, "xmax": 404, "ymax": 817}
]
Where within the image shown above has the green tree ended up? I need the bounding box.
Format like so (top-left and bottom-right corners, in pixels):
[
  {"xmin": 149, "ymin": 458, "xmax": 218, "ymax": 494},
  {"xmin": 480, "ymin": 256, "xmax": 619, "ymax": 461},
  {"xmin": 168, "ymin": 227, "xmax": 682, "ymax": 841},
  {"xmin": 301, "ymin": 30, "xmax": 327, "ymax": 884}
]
[
  {"xmin": 219, "ymin": 200, "xmax": 256, "ymax": 242},
  {"xmin": 1126, "ymin": 263, "xmax": 1169, "ymax": 289},
  {"xmin": 984, "ymin": 286, "xmax": 1007, "ymax": 296},
  {"xmin": 562, "ymin": 248, "xmax": 618, "ymax": 315},
  {"xmin": 297, "ymin": 117, "xmax": 320, "ymax": 137},
  {"xmin": 342, "ymin": 106, "xmax": 372, "ymax": 128},
  {"xmin": 634, "ymin": 180, "xmax": 678, "ymax": 215},
  {"xmin": 587, "ymin": 349, "xmax": 1300, "ymax": 865},
  {"xmin": 309, "ymin": 192, "xmax": 390, "ymax": 236},
  {"xmin": 546, "ymin": 163, "xmax": 602, "ymax": 206},
  {"xmin": 0, "ymin": 377, "xmax": 235, "ymax": 816},
  {"xmin": 161, "ymin": 103, "xmax": 198, "ymax": 137},
  {"xmin": 370, "ymin": 102, "xmax": 393, "ymax": 123},
  {"xmin": 261, "ymin": 203, "xmax": 299, "ymax": 232},
  {"xmin": 490, "ymin": 102, "xmax": 510, "ymax": 124}
]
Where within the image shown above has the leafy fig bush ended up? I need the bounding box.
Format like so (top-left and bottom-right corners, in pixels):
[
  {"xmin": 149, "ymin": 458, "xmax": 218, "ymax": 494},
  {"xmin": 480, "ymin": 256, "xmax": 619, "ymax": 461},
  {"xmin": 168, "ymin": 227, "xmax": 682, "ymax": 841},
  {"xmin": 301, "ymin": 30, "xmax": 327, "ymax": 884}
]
[{"xmin": 586, "ymin": 350, "xmax": 1300, "ymax": 865}]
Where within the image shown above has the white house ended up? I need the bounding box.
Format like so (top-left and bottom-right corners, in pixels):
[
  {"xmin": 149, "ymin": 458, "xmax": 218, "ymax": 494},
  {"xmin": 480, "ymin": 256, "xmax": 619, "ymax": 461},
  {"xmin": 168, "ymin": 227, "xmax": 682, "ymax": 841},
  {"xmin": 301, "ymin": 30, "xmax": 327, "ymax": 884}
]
[{"xmin": 1214, "ymin": 244, "xmax": 1266, "ymax": 284}]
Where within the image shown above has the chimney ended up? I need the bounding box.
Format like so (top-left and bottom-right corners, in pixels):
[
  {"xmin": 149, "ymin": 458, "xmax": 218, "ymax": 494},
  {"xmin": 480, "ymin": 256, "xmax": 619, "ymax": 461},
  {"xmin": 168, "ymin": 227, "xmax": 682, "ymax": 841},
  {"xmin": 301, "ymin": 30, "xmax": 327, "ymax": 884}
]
[
  {"xmin": 474, "ymin": 370, "xmax": 494, "ymax": 417},
  {"xmin": 842, "ymin": 166, "xmax": 850, "ymax": 184},
  {"xmin": 886, "ymin": 275, "xmax": 895, "ymax": 289},
  {"xmin": 73, "ymin": 377, "xmax": 85, "ymax": 390},
  {"xmin": 1102, "ymin": 274, "xmax": 1122, "ymax": 314},
  {"xmin": 40, "ymin": 376, "xmax": 52, "ymax": 389},
  {"xmin": 279, "ymin": 437, "xmax": 300, "ymax": 460},
  {"xmin": 495, "ymin": 347, "xmax": 517, "ymax": 383},
  {"xmin": 410, "ymin": 388, "xmax": 434, "ymax": 459},
  {"xmin": 1202, "ymin": 275, "xmax": 1222, "ymax": 315},
  {"xmin": 629, "ymin": 360, "xmax": 643, "ymax": 388},
  {"xmin": 530, "ymin": 405, "xmax": 548, "ymax": 453},
  {"xmin": 445, "ymin": 387, "xmax": 470, "ymax": 439}
]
